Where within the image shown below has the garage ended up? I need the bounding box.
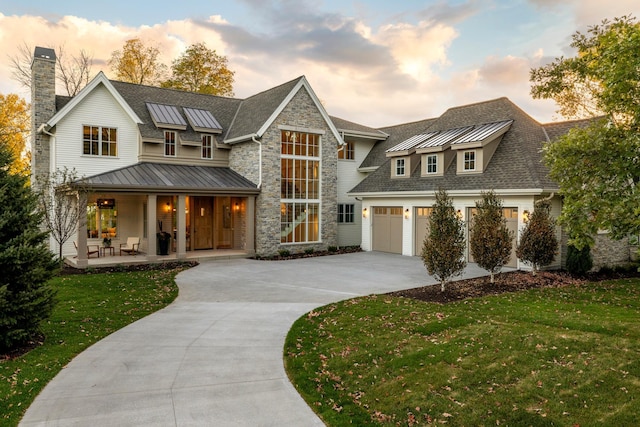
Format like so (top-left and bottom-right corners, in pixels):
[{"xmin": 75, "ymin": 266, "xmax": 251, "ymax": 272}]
[
  {"xmin": 467, "ymin": 207, "xmax": 519, "ymax": 268},
  {"xmin": 372, "ymin": 206, "xmax": 403, "ymax": 253},
  {"xmin": 414, "ymin": 207, "xmax": 433, "ymax": 255}
]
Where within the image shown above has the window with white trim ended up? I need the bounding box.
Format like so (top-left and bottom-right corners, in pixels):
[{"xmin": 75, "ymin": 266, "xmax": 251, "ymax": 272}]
[
  {"xmin": 337, "ymin": 204, "xmax": 355, "ymax": 223},
  {"xmin": 463, "ymin": 150, "xmax": 476, "ymax": 171},
  {"xmin": 202, "ymin": 135, "xmax": 213, "ymax": 159},
  {"xmin": 165, "ymin": 131, "xmax": 176, "ymax": 157},
  {"xmin": 281, "ymin": 131, "xmax": 321, "ymax": 243},
  {"xmin": 426, "ymin": 154, "xmax": 437, "ymax": 174},
  {"xmin": 83, "ymin": 125, "xmax": 117, "ymax": 156},
  {"xmin": 338, "ymin": 141, "xmax": 354, "ymax": 160},
  {"xmin": 396, "ymin": 158, "xmax": 405, "ymax": 176}
]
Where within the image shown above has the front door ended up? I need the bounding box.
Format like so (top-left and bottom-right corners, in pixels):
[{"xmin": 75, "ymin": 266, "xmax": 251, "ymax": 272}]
[{"xmin": 194, "ymin": 197, "xmax": 213, "ymax": 250}]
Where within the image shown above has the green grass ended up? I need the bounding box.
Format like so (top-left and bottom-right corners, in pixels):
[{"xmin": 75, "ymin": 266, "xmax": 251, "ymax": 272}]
[
  {"xmin": 285, "ymin": 279, "xmax": 640, "ymax": 426},
  {"xmin": 0, "ymin": 267, "xmax": 187, "ymax": 426}
]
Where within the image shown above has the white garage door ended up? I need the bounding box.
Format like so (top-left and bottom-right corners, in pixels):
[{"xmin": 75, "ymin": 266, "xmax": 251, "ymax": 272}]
[{"xmin": 372, "ymin": 207, "xmax": 403, "ymax": 254}]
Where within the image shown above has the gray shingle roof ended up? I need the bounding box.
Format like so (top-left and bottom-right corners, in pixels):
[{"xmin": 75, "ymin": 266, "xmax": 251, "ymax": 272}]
[
  {"xmin": 329, "ymin": 116, "xmax": 387, "ymax": 139},
  {"xmin": 350, "ymin": 98, "xmax": 559, "ymax": 194},
  {"xmin": 78, "ymin": 162, "xmax": 259, "ymax": 194}
]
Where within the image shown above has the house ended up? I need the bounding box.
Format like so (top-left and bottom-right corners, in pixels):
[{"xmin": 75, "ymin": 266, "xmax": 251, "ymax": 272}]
[
  {"xmin": 31, "ymin": 46, "xmax": 632, "ymax": 270},
  {"xmin": 31, "ymin": 47, "xmax": 345, "ymax": 267},
  {"xmin": 348, "ymin": 97, "xmax": 632, "ymax": 270}
]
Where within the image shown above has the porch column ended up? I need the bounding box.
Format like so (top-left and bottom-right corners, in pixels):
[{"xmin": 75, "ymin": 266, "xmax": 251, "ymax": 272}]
[
  {"xmin": 147, "ymin": 194, "xmax": 158, "ymax": 261},
  {"xmin": 245, "ymin": 196, "xmax": 256, "ymax": 254},
  {"xmin": 76, "ymin": 192, "xmax": 88, "ymax": 268},
  {"xmin": 176, "ymin": 195, "xmax": 187, "ymax": 259}
]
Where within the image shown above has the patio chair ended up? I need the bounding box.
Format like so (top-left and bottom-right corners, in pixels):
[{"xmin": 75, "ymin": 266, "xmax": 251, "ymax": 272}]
[
  {"xmin": 120, "ymin": 237, "xmax": 140, "ymax": 256},
  {"xmin": 74, "ymin": 241, "xmax": 100, "ymax": 258}
]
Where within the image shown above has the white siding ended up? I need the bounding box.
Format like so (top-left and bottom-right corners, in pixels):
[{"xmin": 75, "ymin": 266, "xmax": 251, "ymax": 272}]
[
  {"xmin": 52, "ymin": 84, "xmax": 139, "ymax": 178},
  {"xmin": 337, "ymin": 139, "xmax": 376, "ymax": 246}
]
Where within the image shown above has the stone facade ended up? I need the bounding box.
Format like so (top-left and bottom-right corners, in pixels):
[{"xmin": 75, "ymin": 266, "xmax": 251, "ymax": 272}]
[
  {"xmin": 30, "ymin": 47, "xmax": 57, "ymax": 186},
  {"xmin": 591, "ymin": 234, "xmax": 632, "ymax": 270},
  {"xmin": 229, "ymin": 87, "xmax": 339, "ymax": 256}
]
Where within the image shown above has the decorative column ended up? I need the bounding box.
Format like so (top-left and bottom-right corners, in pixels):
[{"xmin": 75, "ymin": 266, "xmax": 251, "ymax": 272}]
[
  {"xmin": 147, "ymin": 194, "xmax": 158, "ymax": 261},
  {"xmin": 245, "ymin": 196, "xmax": 256, "ymax": 254},
  {"xmin": 76, "ymin": 192, "xmax": 88, "ymax": 268}
]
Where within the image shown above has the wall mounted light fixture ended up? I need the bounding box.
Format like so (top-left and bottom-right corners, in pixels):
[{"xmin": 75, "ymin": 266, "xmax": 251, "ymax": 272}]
[
  {"xmin": 404, "ymin": 208, "xmax": 410, "ymax": 219},
  {"xmin": 362, "ymin": 207, "xmax": 368, "ymax": 218},
  {"xmin": 522, "ymin": 210, "xmax": 530, "ymax": 223},
  {"xmin": 456, "ymin": 209, "xmax": 463, "ymax": 220}
]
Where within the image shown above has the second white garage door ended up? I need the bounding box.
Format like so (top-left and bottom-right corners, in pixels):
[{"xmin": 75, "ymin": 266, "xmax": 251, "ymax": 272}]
[{"xmin": 372, "ymin": 207, "xmax": 403, "ymax": 254}]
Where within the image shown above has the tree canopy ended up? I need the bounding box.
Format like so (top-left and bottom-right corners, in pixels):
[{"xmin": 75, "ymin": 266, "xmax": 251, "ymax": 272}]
[
  {"xmin": 109, "ymin": 38, "xmax": 168, "ymax": 86},
  {"xmin": 530, "ymin": 15, "xmax": 640, "ymax": 248},
  {"xmin": 162, "ymin": 42, "xmax": 234, "ymax": 96},
  {"xmin": 0, "ymin": 93, "xmax": 30, "ymax": 175}
]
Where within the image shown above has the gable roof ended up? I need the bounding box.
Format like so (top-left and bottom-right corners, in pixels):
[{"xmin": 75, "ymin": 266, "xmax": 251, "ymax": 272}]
[
  {"xmin": 350, "ymin": 97, "xmax": 559, "ymax": 195},
  {"xmin": 43, "ymin": 72, "xmax": 142, "ymax": 130},
  {"xmin": 225, "ymin": 76, "xmax": 344, "ymax": 145},
  {"xmin": 330, "ymin": 116, "xmax": 388, "ymax": 140}
]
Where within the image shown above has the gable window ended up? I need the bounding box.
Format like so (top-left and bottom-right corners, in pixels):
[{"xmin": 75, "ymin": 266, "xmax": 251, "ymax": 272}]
[
  {"xmin": 83, "ymin": 126, "xmax": 117, "ymax": 157},
  {"xmin": 426, "ymin": 154, "xmax": 437, "ymax": 174},
  {"xmin": 463, "ymin": 150, "xmax": 476, "ymax": 171},
  {"xmin": 281, "ymin": 130, "xmax": 320, "ymax": 243},
  {"xmin": 338, "ymin": 141, "xmax": 354, "ymax": 160},
  {"xmin": 337, "ymin": 204, "xmax": 355, "ymax": 223},
  {"xmin": 396, "ymin": 158, "xmax": 405, "ymax": 176},
  {"xmin": 165, "ymin": 131, "xmax": 176, "ymax": 157},
  {"xmin": 202, "ymin": 135, "xmax": 213, "ymax": 159}
]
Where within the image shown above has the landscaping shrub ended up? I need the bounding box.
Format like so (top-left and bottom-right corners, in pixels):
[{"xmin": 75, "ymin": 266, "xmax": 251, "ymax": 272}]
[{"xmin": 566, "ymin": 244, "xmax": 593, "ymax": 275}]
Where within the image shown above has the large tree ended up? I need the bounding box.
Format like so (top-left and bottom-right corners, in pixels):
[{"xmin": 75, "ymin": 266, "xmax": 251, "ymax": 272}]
[
  {"xmin": 109, "ymin": 38, "xmax": 168, "ymax": 86},
  {"xmin": 0, "ymin": 142, "xmax": 57, "ymax": 352},
  {"xmin": 421, "ymin": 189, "xmax": 466, "ymax": 291},
  {"xmin": 469, "ymin": 191, "xmax": 513, "ymax": 283},
  {"xmin": 9, "ymin": 42, "xmax": 93, "ymax": 97},
  {"xmin": 0, "ymin": 93, "xmax": 30, "ymax": 175},
  {"xmin": 530, "ymin": 15, "xmax": 640, "ymax": 248},
  {"xmin": 162, "ymin": 42, "xmax": 235, "ymax": 96}
]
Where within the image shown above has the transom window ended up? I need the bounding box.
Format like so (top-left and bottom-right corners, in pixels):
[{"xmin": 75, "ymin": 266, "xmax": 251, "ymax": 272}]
[
  {"xmin": 338, "ymin": 141, "xmax": 354, "ymax": 160},
  {"xmin": 396, "ymin": 158, "xmax": 405, "ymax": 176},
  {"xmin": 463, "ymin": 150, "xmax": 476, "ymax": 171},
  {"xmin": 202, "ymin": 135, "xmax": 213, "ymax": 159},
  {"xmin": 281, "ymin": 131, "xmax": 321, "ymax": 243},
  {"xmin": 426, "ymin": 154, "xmax": 437, "ymax": 174},
  {"xmin": 83, "ymin": 126, "xmax": 117, "ymax": 157},
  {"xmin": 337, "ymin": 204, "xmax": 355, "ymax": 223},
  {"xmin": 165, "ymin": 131, "xmax": 176, "ymax": 157}
]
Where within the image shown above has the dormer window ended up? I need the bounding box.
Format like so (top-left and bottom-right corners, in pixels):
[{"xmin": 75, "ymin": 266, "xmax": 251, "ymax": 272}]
[
  {"xmin": 426, "ymin": 154, "xmax": 437, "ymax": 174},
  {"xmin": 396, "ymin": 158, "xmax": 405, "ymax": 176},
  {"xmin": 202, "ymin": 135, "xmax": 213, "ymax": 159},
  {"xmin": 463, "ymin": 150, "xmax": 476, "ymax": 171}
]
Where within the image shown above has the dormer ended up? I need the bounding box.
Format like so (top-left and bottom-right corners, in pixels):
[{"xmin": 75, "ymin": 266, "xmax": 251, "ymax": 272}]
[
  {"xmin": 414, "ymin": 126, "xmax": 472, "ymax": 177},
  {"xmin": 450, "ymin": 120, "xmax": 513, "ymax": 174},
  {"xmin": 385, "ymin": 132, "xmax": 437, "ymax": 178}
]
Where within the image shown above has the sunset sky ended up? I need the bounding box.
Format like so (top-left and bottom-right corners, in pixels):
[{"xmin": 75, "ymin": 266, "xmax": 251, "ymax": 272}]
[{"xmin": 1, "ymin": 0, "xmax": 639, "ymax": 127}]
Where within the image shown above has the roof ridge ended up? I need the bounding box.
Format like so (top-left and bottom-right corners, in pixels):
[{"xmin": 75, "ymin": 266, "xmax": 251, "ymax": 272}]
[{"xmin": 109, "ymin": 79, "xmax": 243, "ymax": 101}]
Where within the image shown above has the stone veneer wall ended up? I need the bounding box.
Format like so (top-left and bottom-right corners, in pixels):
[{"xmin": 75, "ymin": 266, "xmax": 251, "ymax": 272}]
[
  {"xmin": 591, "ymin": 234, "xmax": 632, "ymax": 270},
  {"xmin": 31, "ymin": 48, "xmax": 57, "ymax": 187},
  {"xmin": 229, "ymin": 87, "xmax": 338, "ymax": 256}
]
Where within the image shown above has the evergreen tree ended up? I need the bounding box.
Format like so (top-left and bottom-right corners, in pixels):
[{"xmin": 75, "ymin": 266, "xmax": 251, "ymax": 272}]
[
  {"xmin": 0, "ymin": 143, "xmax": 58, "ymax": 352},
  {"xmin": 566, "ymin": 244, "xmax": 593, "ymax": 275},
  {"xmin": 422, "ymin": 189, "xmax": 466, "ymax": 291},
  {"xmin": 470, "ymin": 191, "xmax": 514, "ymax": 283},
  {"xmin": 516, "ymin": 200, "xmax": 558, "ymax": 275}
]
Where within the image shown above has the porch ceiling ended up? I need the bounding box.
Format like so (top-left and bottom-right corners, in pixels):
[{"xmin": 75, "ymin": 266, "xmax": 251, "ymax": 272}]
[{"xmin": 77, "ymin": 162, "xmax": 260, "ymax": 195}]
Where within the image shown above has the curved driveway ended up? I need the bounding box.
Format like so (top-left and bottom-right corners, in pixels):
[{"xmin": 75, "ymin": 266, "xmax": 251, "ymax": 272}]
[{"xmin": 20, "ymin": 252, "xmax": 487, "ymax": 426}]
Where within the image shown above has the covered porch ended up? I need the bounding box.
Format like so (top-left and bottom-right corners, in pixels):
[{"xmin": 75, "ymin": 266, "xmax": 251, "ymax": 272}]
[{"xmin": 73, "ymin": 163, "xmax": 260, "ymax": 268}]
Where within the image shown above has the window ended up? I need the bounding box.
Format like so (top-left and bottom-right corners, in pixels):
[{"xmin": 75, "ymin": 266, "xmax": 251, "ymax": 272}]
[
  {"xmin": 337, "ymin": 204, "xmax": 355, "ymax": 223},
  {"xmin": 463, "ymin": 150, "xmax": 476, "ymax": 171},
  {"xmin": 281, "ymin": 131, "xmax": 320, "ymax": 243},
  {"xmin": 165, "ymin": 131, "xmax": 176, "ymax": 157},
  {"xmin": 202, "ymin": 135, "xmax": 213, "ymax": 159},
  {"xmin": 426, "ymin": 154, "xmax": 437, "ymax": 174},
  {"xmin": 338, "ymin": 141, "xmax": 354, "ymax": 160},
  {"xmin": 396, "ymin": 158, "xmax": 405, "ymax": 176},
  {"xmin": 86, "ymin": 199, "xmax": 117, "ymax": 239},
  {"xmin": 83, "ymin": 126, "xmax": 117, "ymax": 156}
]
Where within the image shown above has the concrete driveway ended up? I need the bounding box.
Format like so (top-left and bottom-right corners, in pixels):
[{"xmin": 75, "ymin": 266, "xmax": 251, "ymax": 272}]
[{"xmin": 20, "ymin": 252, "xmax": 488, "ymax": 426}]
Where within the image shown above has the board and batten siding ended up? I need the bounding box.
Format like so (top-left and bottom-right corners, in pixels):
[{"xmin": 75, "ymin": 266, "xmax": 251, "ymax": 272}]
[
  {"xmin": 53, "ymin": 84, "xmax": 140, "ymax": 178},
  {"xmin": 337, "ymin": 139, "xmax": 376, "ymax": 246}
]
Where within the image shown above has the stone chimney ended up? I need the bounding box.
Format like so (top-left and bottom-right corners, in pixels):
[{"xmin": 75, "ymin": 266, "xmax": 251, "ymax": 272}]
[{"xmin": 31, "ymin": 46, "xmax": 56, "ymax": 184}]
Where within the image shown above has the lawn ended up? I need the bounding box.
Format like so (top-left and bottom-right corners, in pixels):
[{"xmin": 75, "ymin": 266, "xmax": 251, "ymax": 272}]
[
  {"xmin": 0, "ymin": 266, "xmax": 188, "ymax": 426},
  {"xmin": 285, "ymin": 277, "xmax": 640, "ymax": 426}
]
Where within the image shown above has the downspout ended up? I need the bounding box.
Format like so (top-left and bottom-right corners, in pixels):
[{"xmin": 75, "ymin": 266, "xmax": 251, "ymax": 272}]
[{"xmin": 251, "ymin": 135, "xmax": 262, "ymax": 189}]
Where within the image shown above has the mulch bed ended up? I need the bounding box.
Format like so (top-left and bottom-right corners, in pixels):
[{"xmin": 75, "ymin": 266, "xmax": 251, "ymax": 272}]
[
  {"xmin": 389, "ymin": 268, "xmax": 640, "ymax": 304},
  {"xmin": 60, "ymin": 260, "xmax": 199, "ymax": 275}
]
